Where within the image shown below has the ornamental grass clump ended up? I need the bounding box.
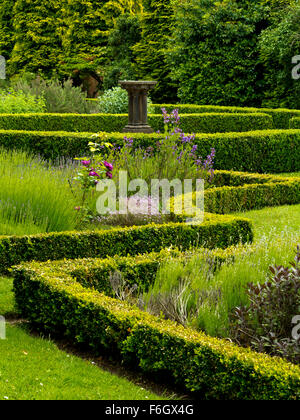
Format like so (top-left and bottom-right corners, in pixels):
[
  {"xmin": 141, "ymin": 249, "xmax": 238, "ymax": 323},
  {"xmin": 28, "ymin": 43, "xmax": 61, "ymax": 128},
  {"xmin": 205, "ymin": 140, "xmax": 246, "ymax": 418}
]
[{"xmin": 0, "ymin": 148, "xmax": 78, "ymax": 235}]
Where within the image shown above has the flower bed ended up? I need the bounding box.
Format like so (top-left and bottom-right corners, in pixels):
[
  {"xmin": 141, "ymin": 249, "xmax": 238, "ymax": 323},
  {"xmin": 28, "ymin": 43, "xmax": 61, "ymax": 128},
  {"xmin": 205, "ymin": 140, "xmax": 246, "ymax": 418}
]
[{"xmin": 12, "ymin": 257, "xmax": 300, "ymax": 400}]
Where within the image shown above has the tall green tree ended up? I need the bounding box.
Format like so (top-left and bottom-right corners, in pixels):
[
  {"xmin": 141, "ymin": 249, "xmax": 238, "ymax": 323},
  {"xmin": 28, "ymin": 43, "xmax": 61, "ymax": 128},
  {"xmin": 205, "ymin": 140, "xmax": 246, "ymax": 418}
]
[
  {"xmin": 168, "ymin": 0, "xmax": 272, "ymax": 106},
  {"xmin": 104, "ymin": 13, "xmax": 142, "ymax": 90},
  {"xmin": 133, "ymin": 0, "xmax": 177, "ymax": 103},
  {"xmin": 259, "ymin": 1, "xmax": 300, "ymax": 108},
  {"xmin": 0, "ymin": 0, "xmax": 14, "ymax": 62},
  {"xmin": 8, "ymin": 0, "xmax": 63, "ymax": 78}
]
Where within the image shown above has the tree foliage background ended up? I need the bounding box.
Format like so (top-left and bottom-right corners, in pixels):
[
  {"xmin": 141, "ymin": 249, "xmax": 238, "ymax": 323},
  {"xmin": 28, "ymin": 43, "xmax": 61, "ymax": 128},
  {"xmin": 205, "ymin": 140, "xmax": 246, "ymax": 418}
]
[{"xmin": 0, "ymin": 0, "xmax": 299, "ymax": 107}]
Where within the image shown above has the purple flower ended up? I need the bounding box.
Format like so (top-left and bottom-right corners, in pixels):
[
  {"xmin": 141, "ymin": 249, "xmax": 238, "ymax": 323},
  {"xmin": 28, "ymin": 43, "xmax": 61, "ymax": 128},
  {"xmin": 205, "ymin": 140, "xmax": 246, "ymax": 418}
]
[
  {"xmin": 81, "ymin": 160, "xmax": 91, "ymax": 167},
  {"xmin": 106, "ymin": 171, "xmax": 113, "ymax": 179},
  {"xmin": 89, "ymin": 171, "xmax": 99, "ymax": 177},
  {"xmin": 103, "ymin": 161, "xmax": 113, "ymax": 172}
]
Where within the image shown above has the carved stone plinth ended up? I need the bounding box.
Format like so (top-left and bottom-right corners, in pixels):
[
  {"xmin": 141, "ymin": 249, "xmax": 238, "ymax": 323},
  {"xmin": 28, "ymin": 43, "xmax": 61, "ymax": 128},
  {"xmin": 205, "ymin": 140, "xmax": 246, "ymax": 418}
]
[{"xmin": 119, "ymin": 80, "xmax": 157, "ymax": 133}]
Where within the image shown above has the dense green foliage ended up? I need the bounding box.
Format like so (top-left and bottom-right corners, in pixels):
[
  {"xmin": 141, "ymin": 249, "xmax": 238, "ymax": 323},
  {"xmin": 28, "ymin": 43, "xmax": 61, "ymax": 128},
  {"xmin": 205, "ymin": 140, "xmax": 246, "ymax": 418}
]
[
  {"xmin": 168, "ymin": 0, "xmax": 268, "ymax": 106},
  {"xmin": 0, "ymin": 0, "xmax": 298, "ymax": 106},
  {"xmin": 290, "ymin": 117, "xmax": 300, "ymax": 128},
  {"xmin": 0, "ymin": 0, "xmax": 14, "ymax": 62},
  {"xmin": 133, "ymin": 0, "xmax": 177, "ymax": 102},
  {"xmin": 104, "ymin": 14, "xmax": 141, "ymax": 90},
  {"xmin": 0, "ymin": 89, "xmax": 45, "ymax": 113},
  {"xmin": 259, "ymin": 1, "xmax": 300, "ymax": 109}
]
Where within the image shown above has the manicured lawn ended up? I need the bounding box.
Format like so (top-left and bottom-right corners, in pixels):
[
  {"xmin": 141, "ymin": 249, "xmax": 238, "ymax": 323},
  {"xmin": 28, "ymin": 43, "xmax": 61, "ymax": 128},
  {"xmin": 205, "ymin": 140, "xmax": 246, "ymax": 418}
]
[
  {"xmin": 0, "ymin": 278, "xmax": 163, "ymax": 401},
  {"xmin": 235, "ymin": 203, "xmax": 300, "ymax": 241}
]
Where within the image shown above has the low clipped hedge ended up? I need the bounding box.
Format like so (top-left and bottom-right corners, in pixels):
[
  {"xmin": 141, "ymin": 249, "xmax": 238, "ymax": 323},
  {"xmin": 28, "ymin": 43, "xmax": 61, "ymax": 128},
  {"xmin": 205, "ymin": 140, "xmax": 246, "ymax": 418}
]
[
  {"xmin": 290, "ymin": 117, "xmax": 300, "ymax": 129},
  {"xmin": 68, "ymin": 247, "xmax": 236, "ymax": 296},
  {"xmin": 13, "ymin": 259, "xmax": 300, "ymax": 400},
  {"xmin": 153, "ymin": 104, "xmax": 300, "ymax": 129},
  {"xmin": 1, "ymin": 128, "xmax": 299, "ymax": 173},
  {"xmin": 0, "ymin": 214, "xmax": 252, "ymax": 273},
  {"xmin": 0, "ymin": 112, "xmax": 273, "ymax": 134}
]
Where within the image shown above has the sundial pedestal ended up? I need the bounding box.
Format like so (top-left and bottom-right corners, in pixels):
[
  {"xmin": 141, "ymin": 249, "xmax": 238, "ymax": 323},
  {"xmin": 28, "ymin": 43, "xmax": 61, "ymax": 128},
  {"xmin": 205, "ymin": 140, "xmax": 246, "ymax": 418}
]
[{"xmin": 119, "ymin": 80, "xmax": 157, "ymax": 134}]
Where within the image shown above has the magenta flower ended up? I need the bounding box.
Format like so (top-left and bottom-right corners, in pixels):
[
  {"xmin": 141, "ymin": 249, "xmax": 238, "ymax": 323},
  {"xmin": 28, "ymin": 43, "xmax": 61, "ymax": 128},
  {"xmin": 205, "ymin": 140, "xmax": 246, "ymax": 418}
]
[
  {"xmin": 81, "ymin": 160, "xmax": 91, "ymax": 167},
  {"xmin": 103, "ymin": 161, "xmax": 113, "ymax": 172},
  {"xmin": 106, "ymin": 171, "xmax": 113, "ymax": 179},
  {"xmin": 89, "ymin": 171, "xmax": 99, "ymax": 177}
]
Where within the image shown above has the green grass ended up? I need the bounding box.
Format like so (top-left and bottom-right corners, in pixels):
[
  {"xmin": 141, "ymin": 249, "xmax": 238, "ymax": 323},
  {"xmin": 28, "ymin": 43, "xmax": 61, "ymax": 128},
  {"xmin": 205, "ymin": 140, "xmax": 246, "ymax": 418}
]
[
  {"xmin": 235, "ymin": 203, "xmax": 300, "ymax": 240},
  {"xmin": 0, "ymin": 148, "xmax": 78, "ymax": 235},
  {"xmin": 147, "ymin": 204, "xmax": 300, "ymax": 338},
  {"xmin": 0, "ymin": 277, "xmax": 164, "ymax": 400}
]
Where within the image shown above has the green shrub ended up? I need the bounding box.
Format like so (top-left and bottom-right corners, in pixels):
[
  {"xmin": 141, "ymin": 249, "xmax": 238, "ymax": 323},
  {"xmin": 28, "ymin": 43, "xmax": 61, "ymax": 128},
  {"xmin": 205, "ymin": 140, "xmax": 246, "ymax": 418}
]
[
  {"xmin": 98, "ymin": 86, "xmax": 154, "ymax": 114},
  {"xmin": 0, "ymin": 128, "xmax": 298, "ymax": 173},
  {"xmin": 259, "ymin": 2, "xmax": 300, "ymax": 109},
  {"xmin": 12, "ymin": 258, "xmax": 300, "ymax": 400},
  {"xmin": 0, "ymin": 90, "xmax": 45, "ymax": 113},
  {"xmin": 133, "ymin": 0, "xmax": 176, "ymax": 103},
  {"xmin": 0, "ymin": 112, "xmax": 273, "ymax": 133},
  {"xmin": 0, "ymin": 213, "xmax": 252, "ymax": 273},
  {"xmin": 12, "ymin": 76, "xmax": 98, "ymax": 114},
  {"xmin": 103, "ymin": 14, "xmax": 141, "ymax": 90},
  {"xmin": 168, "ymin": 0, "xmax": 269, "ymax": 107}
]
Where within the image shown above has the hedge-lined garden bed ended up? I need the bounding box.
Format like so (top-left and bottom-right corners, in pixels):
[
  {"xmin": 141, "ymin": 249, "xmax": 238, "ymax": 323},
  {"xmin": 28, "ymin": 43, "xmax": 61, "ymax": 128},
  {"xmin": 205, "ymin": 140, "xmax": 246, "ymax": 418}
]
[
  {"xmin": 12, "ymin": 258, "xmax": 300, "ymax": 400},
  {"xmin": 172, "ymin": 171, "xmax": 300, "ymax": 214},
  {"xmin": 0, "ymin": 112, "xmax": 273, "ymax": 133},
  {"xmin": 1, "ymin": 128, "xmax": 299, "ymax": 173},
  {"xmin": 0, "ymin": 213, "xmax": 252, "ymax": 273}
]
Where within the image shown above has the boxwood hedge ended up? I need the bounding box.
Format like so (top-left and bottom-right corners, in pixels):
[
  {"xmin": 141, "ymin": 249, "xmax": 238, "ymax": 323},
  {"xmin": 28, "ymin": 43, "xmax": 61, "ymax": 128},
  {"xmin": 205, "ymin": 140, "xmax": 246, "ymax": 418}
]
[
  {"xmin": 0, "ymin": 213, "xmax": 252, "ymax": 273},
  {"xmin": 153, "ymin": 104, "xmax": 300, "ymax": 129},
  {"xmin": 0, "ymin": 128, "xmax": 299, "ymax": 173},
  {"xmin": 0, "ymin": 112, "xmax": 273, "ymax": 134},
  {"xmin": 12, "ymin": 258, "xmax": 300, "ymax": 400}
]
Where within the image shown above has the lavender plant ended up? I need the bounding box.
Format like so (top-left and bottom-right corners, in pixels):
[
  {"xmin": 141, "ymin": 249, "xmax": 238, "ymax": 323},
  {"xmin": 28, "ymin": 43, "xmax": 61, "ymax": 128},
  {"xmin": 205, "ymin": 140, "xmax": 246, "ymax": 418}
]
[{"xmin": 109, "ymin": 108, "xmax": 215, "ymax": 185}]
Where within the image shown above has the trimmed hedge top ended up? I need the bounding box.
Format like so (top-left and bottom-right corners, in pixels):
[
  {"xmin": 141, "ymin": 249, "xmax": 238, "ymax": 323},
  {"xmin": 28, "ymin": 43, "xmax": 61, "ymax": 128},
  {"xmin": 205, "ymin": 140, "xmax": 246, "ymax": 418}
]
[
  {"xmin": 153, "ymin": 104, "xmax": 300, "ymax": 129},
  {"xmin": 0, "ymin": 213, "xmax": 253, "ymax": 273},
  {"xmin": 0, "ymin": 112, "xmax": 273, "ymax": 133}
]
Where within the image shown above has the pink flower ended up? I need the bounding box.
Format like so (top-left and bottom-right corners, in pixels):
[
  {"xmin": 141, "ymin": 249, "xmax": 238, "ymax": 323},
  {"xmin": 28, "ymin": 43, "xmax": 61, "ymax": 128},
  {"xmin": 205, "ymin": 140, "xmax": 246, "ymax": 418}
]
[
  {"xmin": 81, "ymin": 160, "xmax": 91, "ymax": 167},
  {"xmin": 89, "ymin": 171, "xmax": 99, "ymax": 177},
  {"xmin": 103, "ymin": 161, "xmax": 113, "ymax": 172}
]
